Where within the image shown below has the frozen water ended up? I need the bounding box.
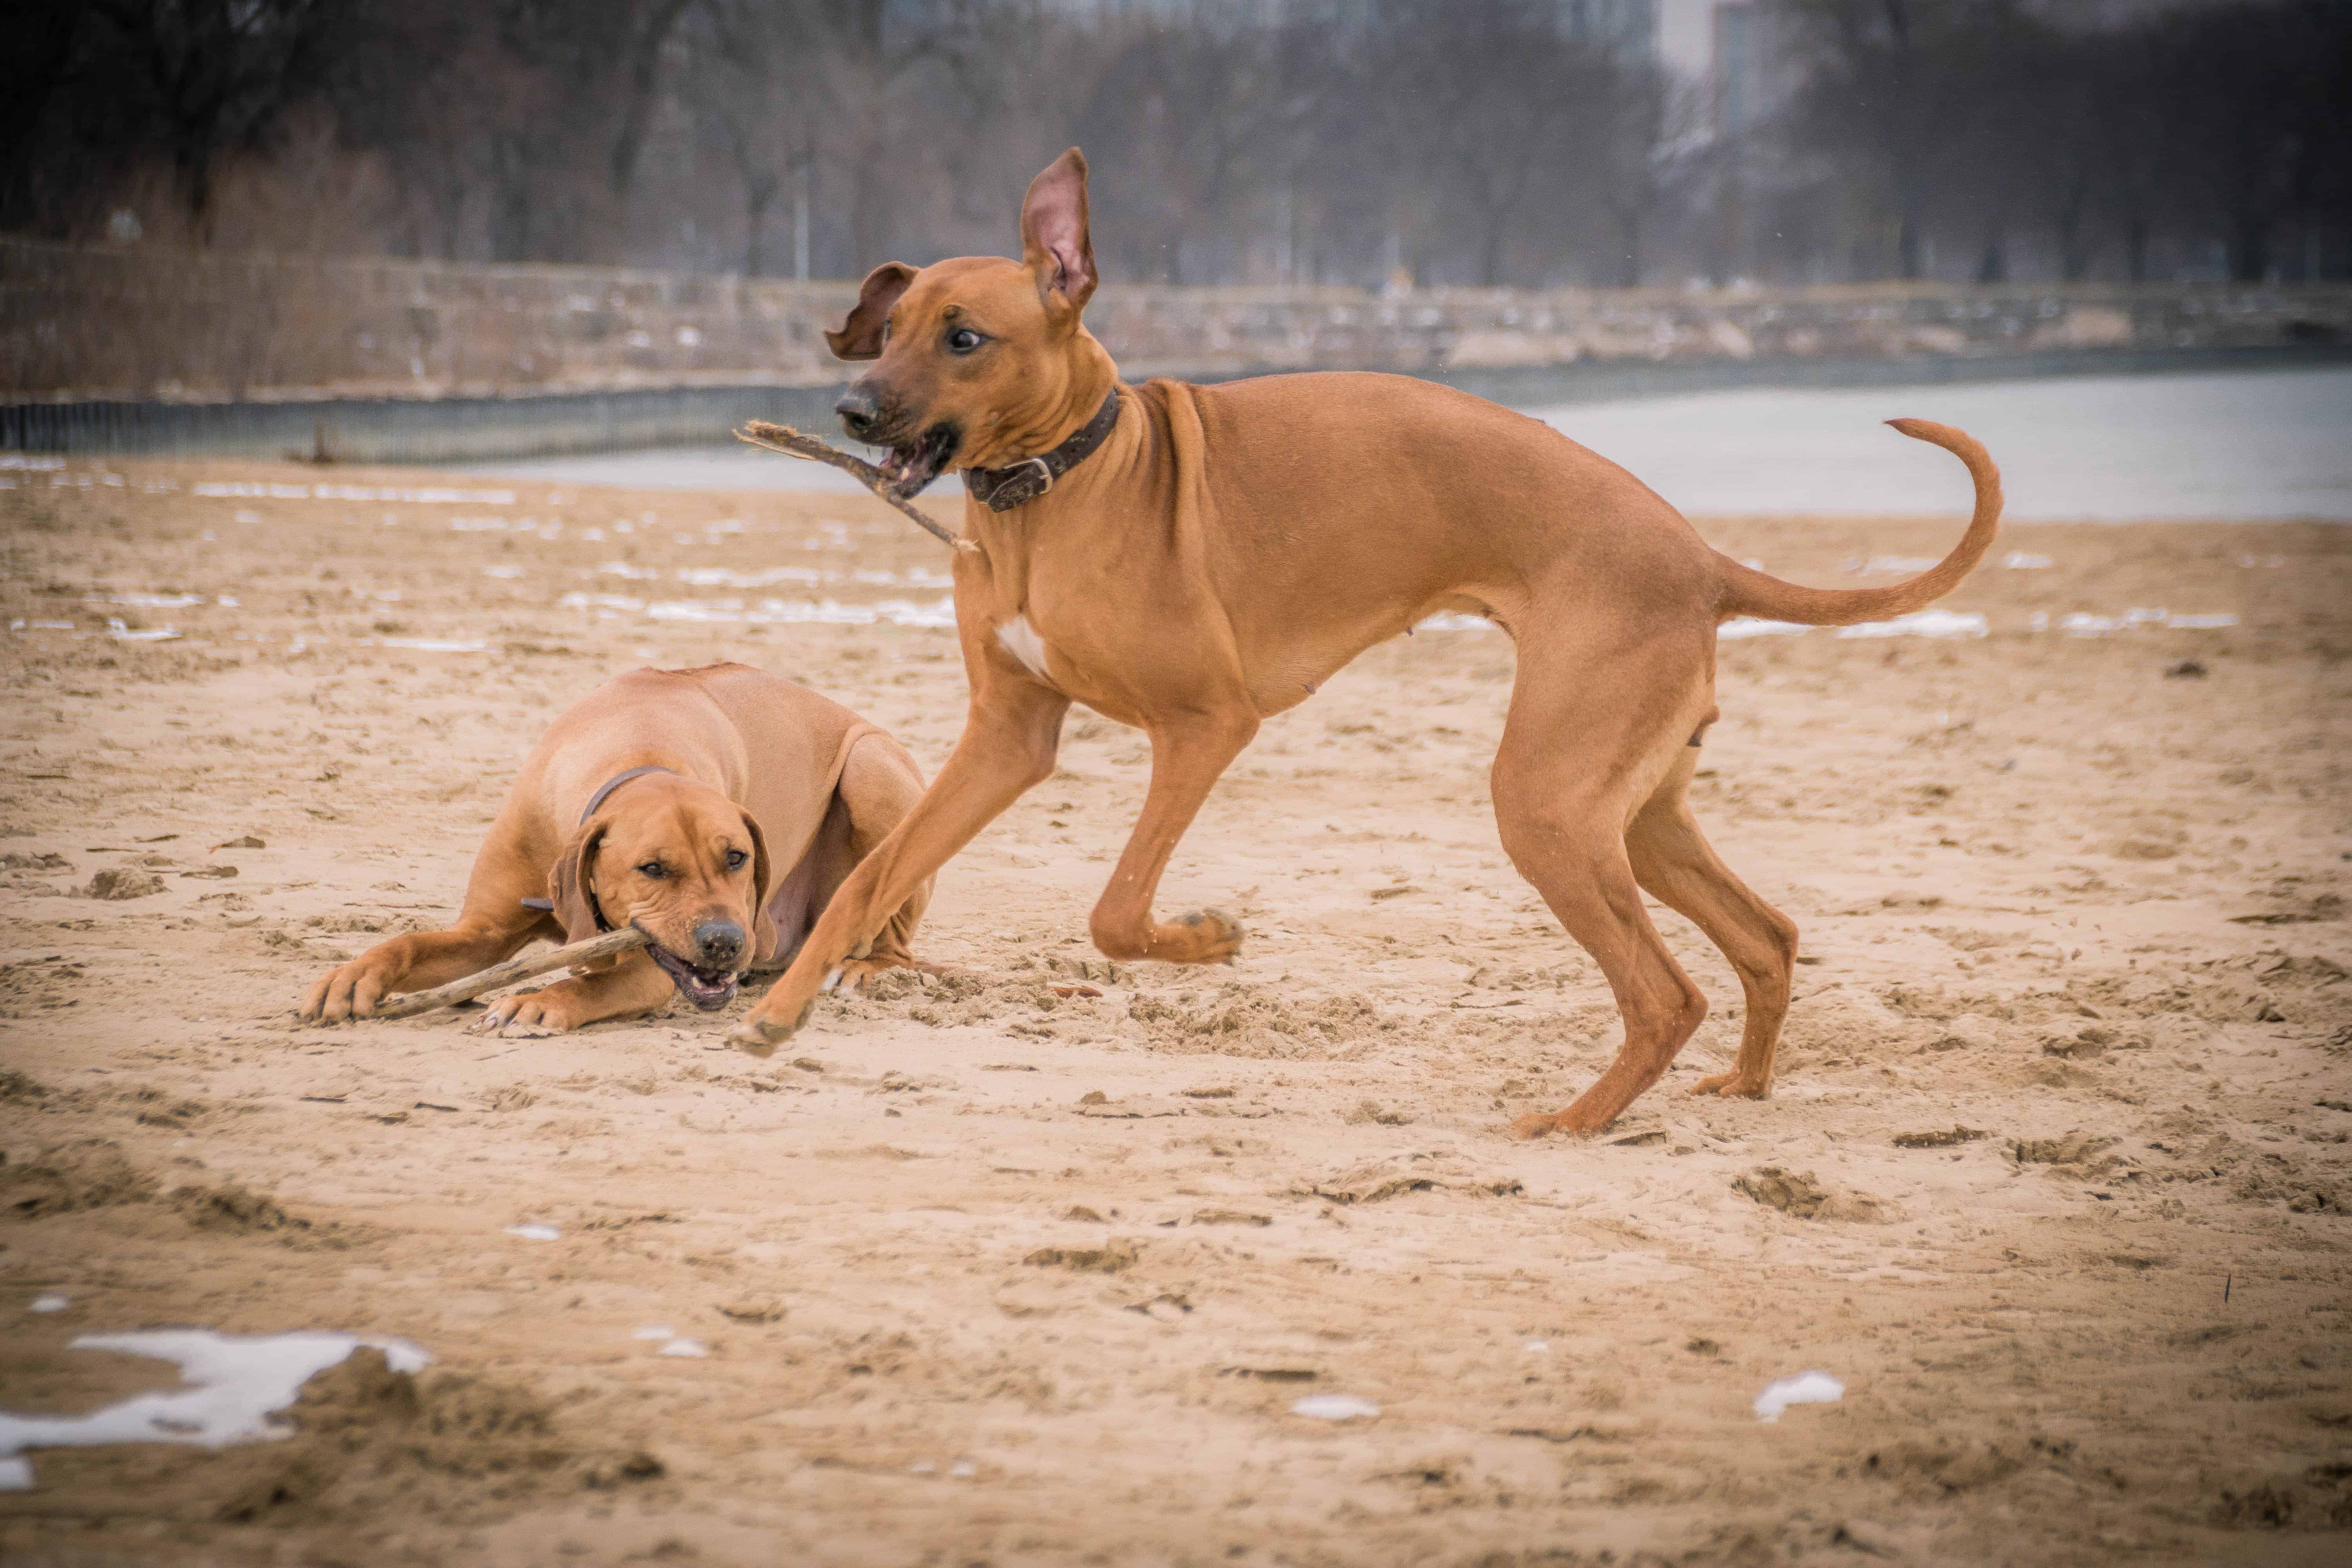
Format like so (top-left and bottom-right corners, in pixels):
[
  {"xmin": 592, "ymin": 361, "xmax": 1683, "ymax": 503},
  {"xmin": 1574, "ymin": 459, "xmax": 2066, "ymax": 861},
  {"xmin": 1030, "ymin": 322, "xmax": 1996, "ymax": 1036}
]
[
  {"xmin": 657, "ymin": 1338, "xmax": 709, "ymax": 1358},
  {"xmin": 28, "ymin": 1295, "xmax": 69, "ymax": 1314},
  {"xmin": 1291, "ymin": 1394, "xmax": 1381, "ymax": 1420},
  {"xmin": 505, "ymin": 1222, "xmax": 560, "ymax": 1241},
  {"xmin": 1534, "ymin": 368, "xmax": 2352, "ymax": 521},
  {"xmin": 453, "ymin": 368, "xmax": 2352, "ymax": 521}
]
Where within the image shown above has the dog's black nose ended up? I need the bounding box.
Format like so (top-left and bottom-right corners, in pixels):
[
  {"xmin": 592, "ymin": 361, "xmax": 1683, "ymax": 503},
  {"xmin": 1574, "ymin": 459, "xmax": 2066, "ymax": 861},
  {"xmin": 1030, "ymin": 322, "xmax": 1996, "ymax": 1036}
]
[
  {"xmin": 835, "ymin": 386, "xmax": 882, "ymax": 441},
  {"xmin": 693, "ymin": 919, "xmax": 745, "ymax": 967}
]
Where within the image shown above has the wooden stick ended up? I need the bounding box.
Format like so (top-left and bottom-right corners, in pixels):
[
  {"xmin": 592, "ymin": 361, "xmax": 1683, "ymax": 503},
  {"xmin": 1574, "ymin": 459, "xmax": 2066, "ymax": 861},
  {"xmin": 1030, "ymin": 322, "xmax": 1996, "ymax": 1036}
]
[
  {"xmin": 735, "ymin": 421, "xmax": 978, "ymax": 553},
  {"xmin": 371, "ymin": 927, "xmax": 649, "ymax": 1020}
]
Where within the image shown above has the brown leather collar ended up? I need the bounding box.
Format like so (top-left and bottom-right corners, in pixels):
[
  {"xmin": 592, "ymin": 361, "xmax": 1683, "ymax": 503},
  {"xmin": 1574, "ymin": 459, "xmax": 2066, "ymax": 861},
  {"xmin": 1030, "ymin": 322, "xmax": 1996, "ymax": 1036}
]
[{"xmin": 963, "ymin": 389, "xmax": 1120, "ymax": 512}]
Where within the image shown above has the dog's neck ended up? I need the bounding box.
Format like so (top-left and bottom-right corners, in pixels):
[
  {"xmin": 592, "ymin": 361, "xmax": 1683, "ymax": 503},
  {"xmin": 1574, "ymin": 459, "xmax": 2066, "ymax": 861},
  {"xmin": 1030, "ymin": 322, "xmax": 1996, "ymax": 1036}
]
[
  {"xmin": 959, "ymin": 332, "xmax": 1120, "ymax": 473},
  {"xmin": 964, "ymin": 387, "xmax": 1120, "ymax": 513}
]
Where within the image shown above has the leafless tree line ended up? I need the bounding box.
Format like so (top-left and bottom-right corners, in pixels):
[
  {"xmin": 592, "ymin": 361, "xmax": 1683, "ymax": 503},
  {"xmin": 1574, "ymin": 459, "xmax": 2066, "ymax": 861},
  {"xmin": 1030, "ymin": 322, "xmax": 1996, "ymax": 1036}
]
[{"xmin": 5, "ymin": 0, "xmax": 2346, "ymax": 289}]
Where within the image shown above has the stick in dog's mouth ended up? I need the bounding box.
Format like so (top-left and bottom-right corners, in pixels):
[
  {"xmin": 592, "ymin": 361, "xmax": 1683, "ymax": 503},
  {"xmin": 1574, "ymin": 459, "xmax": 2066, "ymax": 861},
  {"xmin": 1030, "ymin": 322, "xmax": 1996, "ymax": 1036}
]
[
  {"xmin": 642, "ymin": 937, "xmax": 740, "ymax": 1011},
  {"xmin": 876, "ymin": 423, "xmax": 959, "ymax": 499},
  {"xmin": 734, "ymin": 421, "xmax": 976, "ymax": 554}
]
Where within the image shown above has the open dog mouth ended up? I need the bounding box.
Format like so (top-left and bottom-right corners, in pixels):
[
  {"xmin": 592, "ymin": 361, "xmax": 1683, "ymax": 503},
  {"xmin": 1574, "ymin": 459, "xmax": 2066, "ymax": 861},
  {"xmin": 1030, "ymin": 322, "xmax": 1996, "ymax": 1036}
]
[
  {"xmin": 875, "ymin": 422, "xmax": 958, "ymax": 498},
  {"xmin": 644, "ymin": 940, "xmax": 740, "ymax": 1011}
]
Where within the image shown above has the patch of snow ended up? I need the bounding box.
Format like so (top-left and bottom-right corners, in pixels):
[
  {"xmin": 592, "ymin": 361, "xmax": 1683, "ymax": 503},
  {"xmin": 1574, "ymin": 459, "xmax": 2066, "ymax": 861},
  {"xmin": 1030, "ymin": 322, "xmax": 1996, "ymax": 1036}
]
[
  {"xmin": 1835, "ymin": 609, "xmax": 1987, "ymax": 639},
  {"xmin": 1754, "ymin": 1370, "xmax": 1843, "ymax": 1423},
  {"xmin": 0, "ymin": 1329, "xmax": 431, "ymax": 1483}
]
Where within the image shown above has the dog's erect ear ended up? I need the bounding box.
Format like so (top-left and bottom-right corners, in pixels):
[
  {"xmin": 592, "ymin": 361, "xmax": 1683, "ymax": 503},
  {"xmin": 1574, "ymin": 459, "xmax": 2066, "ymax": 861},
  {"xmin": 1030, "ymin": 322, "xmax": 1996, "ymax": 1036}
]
[
  {"xmin": 1020, "ymin": 147, "xmax": 1096, "ymax": 313},
  {"xmin": 548, "ymin": 818, "xmax": 610, "ymax": 944},
  {"xmin": 824, "ymin": 262, "xmax": 918, "ymax": 360},
  {"xmin": 739, "ymin": 809, "xmax": 779, "ymax": 962}
]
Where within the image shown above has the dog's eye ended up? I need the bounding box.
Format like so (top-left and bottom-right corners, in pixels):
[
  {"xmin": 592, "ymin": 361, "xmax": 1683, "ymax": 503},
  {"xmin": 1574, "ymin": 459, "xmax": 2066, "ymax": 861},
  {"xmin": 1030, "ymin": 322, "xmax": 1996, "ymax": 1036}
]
[
  {"xmin": 946, "ymin": 327, "xmax": 984, "ymax": 355},
  {"xmin": 726, "ymin": 849, "xmax": 748, "ymax": 871},
  {"xmin": 637, "ymin": 861, "xmax": 667, "ymax": 879}
]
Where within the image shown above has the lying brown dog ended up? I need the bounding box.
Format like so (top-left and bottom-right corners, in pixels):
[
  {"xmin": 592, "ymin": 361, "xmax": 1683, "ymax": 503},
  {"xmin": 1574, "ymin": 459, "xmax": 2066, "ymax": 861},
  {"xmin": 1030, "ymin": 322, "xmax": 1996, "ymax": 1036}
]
[
  {"xmin": 725, "ymin": 149, "xmax": 2001, "ymax": 1137},
  {"xmin": 302, "ymin": 663, "xmax": 932, "ymax": 1032}
]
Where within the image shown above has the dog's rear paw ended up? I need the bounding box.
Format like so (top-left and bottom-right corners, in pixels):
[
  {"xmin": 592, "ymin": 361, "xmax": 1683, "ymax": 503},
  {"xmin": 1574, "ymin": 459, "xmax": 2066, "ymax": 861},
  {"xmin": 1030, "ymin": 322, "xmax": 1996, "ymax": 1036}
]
[
  {"xmin": 1168, "ymin": 908, "xmax": 1245, "ymax": 965},
  {"xmin": 1510, "ymin": 1111, "xmax": 1561, "ymax": 1140},
  {"xmin": 1687, "ymin": 1071, "xmax": 1770, "ymax": 1100}
]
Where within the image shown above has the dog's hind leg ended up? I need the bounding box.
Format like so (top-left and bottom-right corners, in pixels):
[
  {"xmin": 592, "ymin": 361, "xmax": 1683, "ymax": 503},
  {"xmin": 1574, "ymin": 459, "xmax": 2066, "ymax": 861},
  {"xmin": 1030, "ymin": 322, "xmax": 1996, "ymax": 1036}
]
[
  {"xmin": 1624, "ymin": 756, "xmax": 1800, "ymax": 1101},
  {"xmin": 1491, "ymin": 623, "xmax": 1714, "ymax": 1137},
  {"xmin": 1087, "ymin": 709, "xmax": 1259, "ymax": 965}
]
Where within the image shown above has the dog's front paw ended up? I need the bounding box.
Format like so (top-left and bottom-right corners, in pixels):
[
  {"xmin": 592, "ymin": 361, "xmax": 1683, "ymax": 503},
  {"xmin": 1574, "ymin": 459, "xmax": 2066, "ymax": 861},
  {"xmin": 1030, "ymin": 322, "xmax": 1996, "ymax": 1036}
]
[
  {"xmin": 301, "ymin": 958, "xmax": 397, "ymax": 1023},
  {"xmin": 725, "ymin": 997, "xmax": 814, "ymax": 1057},
  {"xmin": 475, "ymin": 987, "xmax": 581, "ymax": 1037}
]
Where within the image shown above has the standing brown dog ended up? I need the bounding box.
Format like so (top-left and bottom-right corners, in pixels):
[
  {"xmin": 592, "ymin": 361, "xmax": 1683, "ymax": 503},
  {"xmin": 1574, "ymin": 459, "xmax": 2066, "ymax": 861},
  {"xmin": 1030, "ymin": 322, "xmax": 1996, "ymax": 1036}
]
[
  {"xmin": 725, "ymin": 149, "xmax": 2001, "ymax": 1136},
  {"xmin": 303, "ymin": 663, "xmax": 931, "ymax": 1033}
]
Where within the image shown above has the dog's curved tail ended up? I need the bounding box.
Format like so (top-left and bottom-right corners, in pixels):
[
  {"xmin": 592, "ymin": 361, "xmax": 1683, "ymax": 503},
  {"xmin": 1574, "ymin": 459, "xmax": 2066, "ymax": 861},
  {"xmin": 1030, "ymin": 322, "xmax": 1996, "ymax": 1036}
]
[{"xmin": 1713, "ymin": 419, "xmax": 2002, "ymax": 628}]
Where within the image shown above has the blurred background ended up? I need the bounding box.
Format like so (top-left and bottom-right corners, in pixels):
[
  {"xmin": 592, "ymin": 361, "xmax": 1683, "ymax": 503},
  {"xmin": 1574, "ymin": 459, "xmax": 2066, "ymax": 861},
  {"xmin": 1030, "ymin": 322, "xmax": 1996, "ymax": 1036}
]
[
  {"xmin": 2, "ymin": 0, "xmax": 2347, "ymax": 513},
  {"xmin": 6, "ymin": 0, "xmax": 2347, "ymax": 287}
]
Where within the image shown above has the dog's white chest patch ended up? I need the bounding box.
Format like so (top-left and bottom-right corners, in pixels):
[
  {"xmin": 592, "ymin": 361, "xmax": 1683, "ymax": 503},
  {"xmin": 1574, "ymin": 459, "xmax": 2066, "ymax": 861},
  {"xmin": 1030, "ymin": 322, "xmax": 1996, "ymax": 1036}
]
[{"xmin": 996, "ymin": 613, "xmax": 1053, "ymax": 681}]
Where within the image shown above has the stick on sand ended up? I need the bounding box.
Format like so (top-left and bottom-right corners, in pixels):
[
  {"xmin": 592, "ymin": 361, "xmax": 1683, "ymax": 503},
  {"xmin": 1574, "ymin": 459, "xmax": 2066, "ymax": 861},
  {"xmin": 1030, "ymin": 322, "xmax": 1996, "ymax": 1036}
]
[
  {"xmin": 736, "ymin": 421, "xmax": 978, "ymax": 553},
  {"xmin": 371, "ymin": 927, "xmax": 649, "ymax": 1020}
]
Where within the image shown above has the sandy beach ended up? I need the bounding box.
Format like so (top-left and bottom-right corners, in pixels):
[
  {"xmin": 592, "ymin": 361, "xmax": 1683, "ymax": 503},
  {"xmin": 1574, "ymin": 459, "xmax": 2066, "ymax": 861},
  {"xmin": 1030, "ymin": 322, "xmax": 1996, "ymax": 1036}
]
[{"xmin": 1, "ymin": 451, "xmax": 2347, "ymax": 1565}]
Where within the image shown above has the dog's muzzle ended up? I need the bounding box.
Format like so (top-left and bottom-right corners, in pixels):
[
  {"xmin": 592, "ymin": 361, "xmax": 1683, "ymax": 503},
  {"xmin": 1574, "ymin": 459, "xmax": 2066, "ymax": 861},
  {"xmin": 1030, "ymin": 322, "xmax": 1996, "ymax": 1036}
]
[
  {"xmin": 836, "ymin": 388, "xmax": 958, "ymax": 498},
  {"xmin": 644, "ymin": 938, "xmax": 740, "ymax": 1011}
]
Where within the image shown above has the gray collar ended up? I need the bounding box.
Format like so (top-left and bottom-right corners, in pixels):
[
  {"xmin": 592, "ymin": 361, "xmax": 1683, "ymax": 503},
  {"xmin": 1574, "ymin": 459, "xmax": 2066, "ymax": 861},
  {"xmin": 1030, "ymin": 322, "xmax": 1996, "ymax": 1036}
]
[{"xmin": 580, "ymin": 764, "xmax": 673, "ymax": 825}]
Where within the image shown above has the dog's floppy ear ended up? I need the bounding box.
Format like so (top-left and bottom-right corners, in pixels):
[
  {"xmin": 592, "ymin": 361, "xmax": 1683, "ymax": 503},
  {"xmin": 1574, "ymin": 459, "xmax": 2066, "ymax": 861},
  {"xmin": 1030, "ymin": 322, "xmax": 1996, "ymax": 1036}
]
[
  {"xmin": 825, "ymin": 262, "xmax": 918, "ymax": 360},
  {"xmin": 1020, "ymin": 147, "xmax": 1096, "ymax": 313},
  {"xmin": 548, "ymin": 818, "xmax": 610, "ymax": 944},
  {"xmin": 739, "ymin": 808, "xmax": 779, "ymax": 961}
]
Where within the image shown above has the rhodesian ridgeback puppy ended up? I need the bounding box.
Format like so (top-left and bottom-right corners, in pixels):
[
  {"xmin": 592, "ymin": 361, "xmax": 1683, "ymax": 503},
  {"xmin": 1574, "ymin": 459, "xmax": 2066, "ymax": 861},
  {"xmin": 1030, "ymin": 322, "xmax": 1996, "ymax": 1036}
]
[
  {"xmin": 302, "ymin": 662, "xmax": 932, "ymax": 1033},
  {"xmin": 725, "ymin": 149, "xmax": 2002, "ymax": 1136}
]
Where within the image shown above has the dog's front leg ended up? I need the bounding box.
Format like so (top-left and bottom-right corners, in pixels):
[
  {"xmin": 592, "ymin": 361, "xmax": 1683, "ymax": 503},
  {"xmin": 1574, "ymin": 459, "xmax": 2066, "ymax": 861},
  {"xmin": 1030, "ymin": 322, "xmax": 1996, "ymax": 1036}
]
[
  {"xmin": 476, "ymin": 949, "xmax": 674, "ymax": 1036},
  {"xmin": 726, "ymin": 682, "xmax": 1070, "ymax": 1054},
  {"xmin": 1087, "ymin": 709, "xmax": 1258, "ymax": 965}
]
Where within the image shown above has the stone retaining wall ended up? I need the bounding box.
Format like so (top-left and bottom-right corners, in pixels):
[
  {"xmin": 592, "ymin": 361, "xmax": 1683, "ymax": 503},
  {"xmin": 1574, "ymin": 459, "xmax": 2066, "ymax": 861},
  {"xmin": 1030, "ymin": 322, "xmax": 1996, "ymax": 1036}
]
[{"xmin": 6, "ymin": 238, "xmax": 2347, "ymax": 404}]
